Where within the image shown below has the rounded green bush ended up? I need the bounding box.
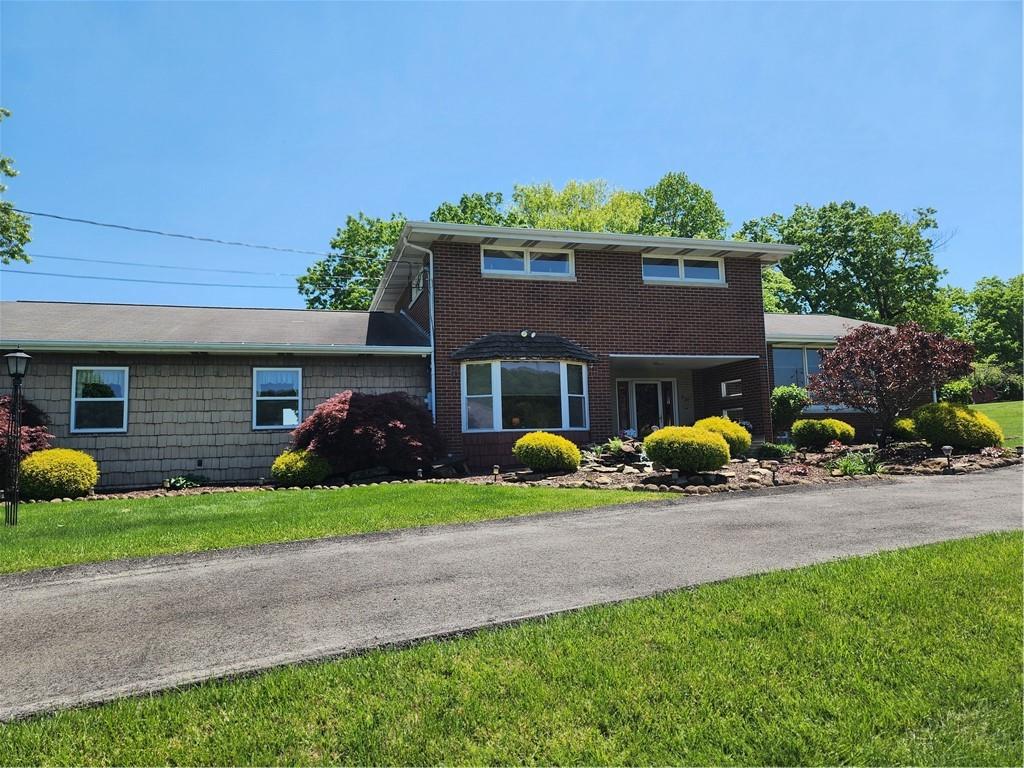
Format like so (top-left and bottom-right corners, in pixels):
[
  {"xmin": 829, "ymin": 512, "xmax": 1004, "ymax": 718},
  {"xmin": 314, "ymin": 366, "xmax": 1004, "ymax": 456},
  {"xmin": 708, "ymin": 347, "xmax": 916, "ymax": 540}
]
[
  {"xmin": 939, "ymin": 377, "xmax": 973, "ymax": 405},
  {"xmin": 693, "ymin": 416, "xmax": 752, "ymax": 457},
  {"xmin": 512, "ymin": 432, "xmax": 581, "ymax": 472},
  {"xmin": 271, "ymin": 449, "xmax": 331, "ymax": 487},
  {"xmin": 643, "ymin": 426, "xmax": 730, "ymax": 473},
  {"xmin": 791, "ymin": 418, "xmax": 856, "ymax": 450},
  {"xmin": 912, "ymin": 402, "xmax": 1004, "ymax": 449},
  {"xmin": 890, "ymin": 417, "xmax": 919, "ymax": 441},
  {"xmin": 20, "ymin": 448, "xmax": 99, "ymax": 500}
]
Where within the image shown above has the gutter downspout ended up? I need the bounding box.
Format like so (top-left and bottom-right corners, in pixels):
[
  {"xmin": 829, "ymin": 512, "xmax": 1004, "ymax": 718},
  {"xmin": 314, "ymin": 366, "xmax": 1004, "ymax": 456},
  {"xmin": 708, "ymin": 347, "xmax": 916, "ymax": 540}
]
[{"xmin": 400, "ymin": 239, "xmax": 437, "ymax": 423}]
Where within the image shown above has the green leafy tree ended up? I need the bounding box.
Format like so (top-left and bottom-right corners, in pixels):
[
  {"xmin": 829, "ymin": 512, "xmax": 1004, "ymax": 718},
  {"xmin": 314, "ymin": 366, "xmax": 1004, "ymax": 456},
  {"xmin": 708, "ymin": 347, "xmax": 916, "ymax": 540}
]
[
  {"xmin": 297, "ymin": 213, "xmax": 406, "ymax": 310},
  {"xmin": 761, "ymin": 266, "xmax": 796, "ymax": 313},
  {"xmin": 0, "ymin": 108, "xmax": 31, "ymax": 264},
  {"xmin": 738, "ymin": 202, "xmax": 944, "ymax": 324},
  {"xmin": 639, "ymin": 171, "xmax": 727, "ymax": 239},
  {"xmin": 960, "ymin": 275, "xmax": 1023, "ymax": 368},
  {"xmin": 429, "ymin": 191, "xmax": 524, "ymax": 228},
  {"xmin": 509, "ymin": 179, "xmax": 647, "ymax": 233}
]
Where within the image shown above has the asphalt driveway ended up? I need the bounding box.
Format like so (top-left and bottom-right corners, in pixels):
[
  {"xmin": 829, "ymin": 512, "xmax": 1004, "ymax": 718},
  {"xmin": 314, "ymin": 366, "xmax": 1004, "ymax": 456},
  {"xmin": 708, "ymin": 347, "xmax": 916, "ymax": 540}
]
[{"xmin": 1, "ymin": 468, "xmax": 1020, "ymax": 721}]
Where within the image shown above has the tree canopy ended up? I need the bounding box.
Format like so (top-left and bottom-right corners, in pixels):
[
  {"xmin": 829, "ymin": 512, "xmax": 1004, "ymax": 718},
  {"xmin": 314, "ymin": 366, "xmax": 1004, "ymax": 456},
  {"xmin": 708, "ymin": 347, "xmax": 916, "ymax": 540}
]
[
  {"xmin": 737, "ymin": 202, "xmax": 944, "ymax": 324},
  {"xmin": 0, "ymin": 108, "xmax": 31, "ymax": 265}
]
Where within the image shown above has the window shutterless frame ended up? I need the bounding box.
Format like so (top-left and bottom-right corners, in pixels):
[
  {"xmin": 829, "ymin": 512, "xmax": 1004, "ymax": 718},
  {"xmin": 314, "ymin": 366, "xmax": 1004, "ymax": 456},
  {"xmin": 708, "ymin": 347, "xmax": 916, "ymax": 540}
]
[
  {"xmin": 720, "ymin": 378, "xmax": 743, "ymax": 398},
  {"xmin": 252, "ymin": 367, "xmax": 303, "ymax": 430},
  {"xmin": 479, "ymin": 246, "xmax": 575, "ymax": 280},
  {"xmin": 70, "ymin": 366, "xmax": 129, "ymax": 433},
  {"xmin": 460, "ymin": 360, "xmax": 589, "ymax": 432},
  {"xmin": 641, "ymin": 254, "xmax": 725, "ymax": 286},
  {"xmin": 722, "ymin": 407, "xmax": 745, "ymax": 421}
]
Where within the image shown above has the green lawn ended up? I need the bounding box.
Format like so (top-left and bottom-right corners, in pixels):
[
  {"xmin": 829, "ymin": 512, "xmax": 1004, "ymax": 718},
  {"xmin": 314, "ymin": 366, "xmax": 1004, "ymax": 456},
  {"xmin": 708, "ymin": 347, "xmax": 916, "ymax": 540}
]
[
  {"xmin": 974, "ymin": 400, "xmax": 1023, "ymax": 446},
  {"xmin": 2, "ymin": 533, "xmax": 1019, "ymax": 766},
  {"xmin": 0, "ymin": 484, "xmax": 656, "ymax": 575}
]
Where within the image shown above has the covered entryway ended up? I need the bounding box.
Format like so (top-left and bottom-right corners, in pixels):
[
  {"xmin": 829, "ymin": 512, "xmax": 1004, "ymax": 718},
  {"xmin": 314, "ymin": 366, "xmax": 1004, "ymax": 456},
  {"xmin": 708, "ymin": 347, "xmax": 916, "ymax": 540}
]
[{"xmin": 609, "ymin": 354, "xmax": 762, "ymax": 437}]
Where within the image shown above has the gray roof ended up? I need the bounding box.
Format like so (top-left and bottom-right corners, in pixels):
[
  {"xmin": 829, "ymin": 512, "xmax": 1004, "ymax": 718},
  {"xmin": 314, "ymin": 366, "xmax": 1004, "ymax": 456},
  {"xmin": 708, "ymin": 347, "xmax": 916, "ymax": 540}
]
[
  {"xmin": 0, "ymin": 302, "xmax": 431, "ymax": 354},
  {"xmin": 452, "ymin": 332, "xmax": 597, "ymax": 362},
  {"xmin": 764, "ymin": 313, "xmax": 889, "ymax": 343}
]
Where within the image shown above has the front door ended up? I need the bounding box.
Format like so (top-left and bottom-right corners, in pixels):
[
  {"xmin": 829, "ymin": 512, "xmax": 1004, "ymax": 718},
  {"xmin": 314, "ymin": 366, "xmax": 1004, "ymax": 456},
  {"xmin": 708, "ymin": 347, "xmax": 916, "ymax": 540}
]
[{"xmin": 617, "ymin": 380, "xmax": 677, "ymax": 436}]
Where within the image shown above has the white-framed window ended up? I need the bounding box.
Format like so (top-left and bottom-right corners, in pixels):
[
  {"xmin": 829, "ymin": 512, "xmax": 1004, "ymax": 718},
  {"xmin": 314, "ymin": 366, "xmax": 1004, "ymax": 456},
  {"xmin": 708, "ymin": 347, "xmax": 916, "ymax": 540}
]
[
  {"xmin": 480, "ymin": 247, "xmax": 574, "ymax": 279},
  {"xmin": 461, "ymin": 360, "xmax": 589, "ymax": 432},
  {"xmin": 410, "ymin": 267, "xmax": 426, "ymax": 304},
  {"xmin": 71, "ymin": 366, "xmax": 129, "ymax": 433},
  {"xmin": 253, "ymin": 368, "xmax": 302, "ymax": 430},
  {"xmin": 641, "ymin": 254, "xmax": 725, "ymax": 285},
  {"xmin": 771, "ymin": 346, "xmax": 827, "ymax": 388},
  {"xmin": 722, "ymin": 406, "xmax": 745, "ymax": 421},
  {"xmin": 721, "ymin": 379, "xmax": 743, "ymax": 398}
]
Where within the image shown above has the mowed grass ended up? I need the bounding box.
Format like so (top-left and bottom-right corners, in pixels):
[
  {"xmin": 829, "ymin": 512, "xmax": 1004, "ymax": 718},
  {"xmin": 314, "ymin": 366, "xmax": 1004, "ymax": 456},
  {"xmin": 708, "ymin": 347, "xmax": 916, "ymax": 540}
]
[
  {"xmin": 0, "ymin": 484, "xmax": 657, "ymax": 574},
  {"xmin": 974, "ymin": 399, "xmax": 1024, "ymax": 446},
  {"xmin": 2, "ymin": 533, "xmax": 1020, "ymax": 766}
]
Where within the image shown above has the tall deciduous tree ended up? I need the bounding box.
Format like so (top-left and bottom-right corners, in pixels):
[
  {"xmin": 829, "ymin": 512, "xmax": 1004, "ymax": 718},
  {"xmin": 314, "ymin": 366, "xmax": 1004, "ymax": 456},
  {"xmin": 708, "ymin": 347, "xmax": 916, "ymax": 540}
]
[
  {"xmin": 959, "ymin": 275, "xmax": 1023, "ymax": 368},
  {"xmin": 0, "ymin": 108, "xmax": 31, "ymax": 265},
  {"xmin": 809, "ymin": 323, "xmax": 974, "ymax": 438},
  {"xmin": 639, "ymin": 171, "xmax": 728, "ymax": 239},
  {"xmin": 738, "ymin": 202, "xmax": 945, "ymax": 324},
  {"xmin": 761, "ymin": 266, "xmax": 796, "ymax": 313},
  {"xmin": 509, "ymin": 180, "xmax": 647, "ymax": 233}
]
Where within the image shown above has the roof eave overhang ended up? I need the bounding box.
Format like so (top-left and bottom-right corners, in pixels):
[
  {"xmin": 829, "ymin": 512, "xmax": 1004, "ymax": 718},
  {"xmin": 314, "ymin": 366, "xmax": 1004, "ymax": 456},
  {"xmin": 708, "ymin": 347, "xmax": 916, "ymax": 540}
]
[
  {"xmin": 0, "ymin": 340, "xmax": 434, "ymax": 356},
  {"xmin": 766, "ymin": 335, "xmax": 839, "ymax": 345},
  {"xmin": 371, "ymin": 221, "xmax": 797, "ymax": 311}
]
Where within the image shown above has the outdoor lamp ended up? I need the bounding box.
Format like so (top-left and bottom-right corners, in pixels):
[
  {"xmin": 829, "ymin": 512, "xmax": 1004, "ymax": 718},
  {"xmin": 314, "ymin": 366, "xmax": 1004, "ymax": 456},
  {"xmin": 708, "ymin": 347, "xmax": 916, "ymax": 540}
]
[
  {"xmin": 5, "ymin": 350, "xmax": 30, "ymax": 381},
  {"xmin": 941, "ymin": 445, "xmax": 953, "ymax": 472},
  {"xmin": 4, "ymin": 350, "xmax": 31, "ymax": 526}
]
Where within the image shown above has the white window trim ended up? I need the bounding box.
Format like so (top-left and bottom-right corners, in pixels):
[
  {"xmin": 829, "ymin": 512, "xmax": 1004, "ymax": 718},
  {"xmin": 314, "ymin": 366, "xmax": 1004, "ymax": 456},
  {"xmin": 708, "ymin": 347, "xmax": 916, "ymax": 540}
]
[
  {"xmin": 772, "ymin": 345, "xmax": 858, "ymax": 413},
  {"xmin": 252, "ymin": 367, "xmax": 303, "ymax": 431},
  {"xmin": 641, "ymin": 254, "xmax": 726, "ymax": 286},
  {"xmin": 722, "ymin": 407, "xmax": 745, "ymax": 420},
  {"xmin": 720, "ymin": 378, "xmax": 743, "ymax": 398},
  {"xmin": 70, "ymin": 366, "xmax": 129, "ymax": 434},
  {"xmin": 461, "ymin": 359, "xmax": 589, "ymax": 433},
  {"xmin": 480, "ymin": 246, "xmax": 576, "ymax": 281},
  {"xmin": 615, "ymin": 378, "xmax": 680, "ymax": 433}
]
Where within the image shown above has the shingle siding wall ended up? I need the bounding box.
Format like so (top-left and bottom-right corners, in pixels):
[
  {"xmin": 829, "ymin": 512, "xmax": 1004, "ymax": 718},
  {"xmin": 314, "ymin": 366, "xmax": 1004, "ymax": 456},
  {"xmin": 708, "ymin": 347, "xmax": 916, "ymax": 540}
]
[
  {"xmin": 430, "ymin": 241, "xmax": 771, "ymax": 465},
  {"xmin": 20, "ymin": 353, "xmax": 429, "ymax": 489}
]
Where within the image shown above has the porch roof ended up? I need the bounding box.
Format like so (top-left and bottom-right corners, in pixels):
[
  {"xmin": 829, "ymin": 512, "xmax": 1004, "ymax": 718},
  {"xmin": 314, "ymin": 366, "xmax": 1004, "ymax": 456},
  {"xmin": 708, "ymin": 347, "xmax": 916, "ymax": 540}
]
[{"xmin": 452, "ymin": 332, "xmax": 597, "ymax": 362}]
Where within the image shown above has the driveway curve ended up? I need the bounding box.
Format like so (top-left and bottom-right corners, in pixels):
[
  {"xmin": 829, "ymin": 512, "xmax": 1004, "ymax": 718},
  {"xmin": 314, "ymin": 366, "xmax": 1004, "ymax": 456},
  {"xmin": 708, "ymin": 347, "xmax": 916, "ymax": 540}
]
[{"xmin": 1, "ymin": 468, "xmax": 1020, "ymax": 720}]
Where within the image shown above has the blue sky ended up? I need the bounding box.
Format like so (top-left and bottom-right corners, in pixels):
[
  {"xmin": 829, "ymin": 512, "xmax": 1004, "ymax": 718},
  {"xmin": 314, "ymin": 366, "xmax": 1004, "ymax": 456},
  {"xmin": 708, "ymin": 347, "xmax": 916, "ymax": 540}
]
[{"xmin": 1, "ymin": 1, "xmax": 1020, "ymax": 309}]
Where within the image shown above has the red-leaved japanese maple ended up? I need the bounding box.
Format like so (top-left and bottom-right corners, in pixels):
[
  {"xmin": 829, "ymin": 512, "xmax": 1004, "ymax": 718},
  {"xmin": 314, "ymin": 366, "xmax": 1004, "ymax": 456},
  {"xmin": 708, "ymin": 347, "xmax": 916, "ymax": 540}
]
[
  {"xmin": 808, "ymin": 323, "xmax": 974, "ymax": 439},
  {"xmin": 290, "ymin": 390, "xmax": 444, "ymax": 475},
  {"xmin": 0, "ymin": 395, "xmax": 54, "ymax": 483}
]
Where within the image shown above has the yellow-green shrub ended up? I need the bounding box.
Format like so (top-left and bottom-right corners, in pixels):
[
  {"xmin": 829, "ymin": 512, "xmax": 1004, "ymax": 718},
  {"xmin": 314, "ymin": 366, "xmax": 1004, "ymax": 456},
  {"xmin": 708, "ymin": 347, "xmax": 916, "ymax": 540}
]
[
  {"xmin": 891, "ymin": 417, "xmax": 919, "ymax": 441},
  {"xmin": 271, "ymin": 449, "xmax": 331, "ymax": 487},
  {"xmin": 20, "ymin": 448, "xmax": 99, "ymax": 500},
  {"xmin": 791, "ymin": 418, "xmax": 856, "ymax": 450},
  {"xmin": 643, "ymin": 426, "xmax": 730, "ymax": 473},
  {"xmin": 912, "ymin": 402, "xmax": 1003, "ymax": 449},
  {"xmin": 512, "ymin": 432, "xmax": 581, "ymax": 472},
  {"xmin": 693, "ymin": 416, "xmax": 752, "ymax": 457}
]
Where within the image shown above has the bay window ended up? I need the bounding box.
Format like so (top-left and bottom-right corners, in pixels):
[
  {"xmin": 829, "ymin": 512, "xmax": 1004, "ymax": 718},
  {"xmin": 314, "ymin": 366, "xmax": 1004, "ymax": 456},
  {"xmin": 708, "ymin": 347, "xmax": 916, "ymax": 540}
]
[{"xmin": 461, "ymin": 360, "xmax": 589, "ymax": 431}]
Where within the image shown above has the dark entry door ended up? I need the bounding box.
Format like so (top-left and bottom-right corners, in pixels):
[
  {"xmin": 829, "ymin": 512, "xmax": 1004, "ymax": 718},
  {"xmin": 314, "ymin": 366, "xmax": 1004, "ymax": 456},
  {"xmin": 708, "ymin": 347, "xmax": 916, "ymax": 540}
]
[{"xmin": 634, "ymin": 382, "xmax": 662, "ymax": 436}]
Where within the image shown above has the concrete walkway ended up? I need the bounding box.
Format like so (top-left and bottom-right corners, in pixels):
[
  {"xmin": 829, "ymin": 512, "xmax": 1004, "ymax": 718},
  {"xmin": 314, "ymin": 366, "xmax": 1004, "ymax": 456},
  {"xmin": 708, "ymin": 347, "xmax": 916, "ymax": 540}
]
[{"xmin": 1, "ymin": 468, "xmax": 1020, "ymax": 720}]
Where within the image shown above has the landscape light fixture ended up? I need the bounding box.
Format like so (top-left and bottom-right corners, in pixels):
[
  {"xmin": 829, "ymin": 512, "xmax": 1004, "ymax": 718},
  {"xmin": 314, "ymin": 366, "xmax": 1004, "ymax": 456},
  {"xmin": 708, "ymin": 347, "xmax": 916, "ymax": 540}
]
[
  {"xmin": 941, "ymin": 445, "xmax": 953, "ymax": 472},
  {"xmin": 4, "ymin": 351, "xmax": 32, "ymax": 526}
]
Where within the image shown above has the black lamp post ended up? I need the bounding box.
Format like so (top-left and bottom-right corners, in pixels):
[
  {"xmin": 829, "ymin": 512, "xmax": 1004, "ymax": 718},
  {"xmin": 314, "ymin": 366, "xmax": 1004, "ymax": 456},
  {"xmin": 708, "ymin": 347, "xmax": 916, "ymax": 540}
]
[{"xmin": 5, "ymin": 351, "xmax": 31, "ymax": 527}]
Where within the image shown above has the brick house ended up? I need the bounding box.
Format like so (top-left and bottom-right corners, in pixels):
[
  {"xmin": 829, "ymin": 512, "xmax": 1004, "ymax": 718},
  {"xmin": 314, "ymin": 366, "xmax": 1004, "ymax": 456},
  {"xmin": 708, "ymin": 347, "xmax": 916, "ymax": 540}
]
[{"xmin": 0, "ymin": 222, "xmax": 878, "ymax": 488}]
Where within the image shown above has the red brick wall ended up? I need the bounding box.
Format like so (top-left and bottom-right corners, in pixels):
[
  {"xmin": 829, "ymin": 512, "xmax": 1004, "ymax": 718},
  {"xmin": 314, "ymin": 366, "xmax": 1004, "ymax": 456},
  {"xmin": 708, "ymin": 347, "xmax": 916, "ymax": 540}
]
[{"xmin": 430, "ymin": 241, "xmax": 771, "ymax": 465}]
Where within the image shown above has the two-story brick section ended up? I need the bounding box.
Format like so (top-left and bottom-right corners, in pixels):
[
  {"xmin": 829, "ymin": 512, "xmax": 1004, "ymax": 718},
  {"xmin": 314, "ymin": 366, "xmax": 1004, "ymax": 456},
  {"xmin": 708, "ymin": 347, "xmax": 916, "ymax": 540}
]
[{"xmin": 0, "ymin": 221, "xmax": 881, "ymax": 487}]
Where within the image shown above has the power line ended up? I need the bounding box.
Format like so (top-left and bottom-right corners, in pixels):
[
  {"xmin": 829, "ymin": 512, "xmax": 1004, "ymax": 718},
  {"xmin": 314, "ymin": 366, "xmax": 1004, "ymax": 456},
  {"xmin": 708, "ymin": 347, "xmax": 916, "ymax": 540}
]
[
  {"xmin": 0, "ymin": 268, "xmax": 295, "ymax": 290},
  {"xmin": 28, "ymin": 252, "xmax": 301, "ymax": 278},
  {"xmin": 13, "ymin": 208, "xmax": 335, "ymax": 257}
]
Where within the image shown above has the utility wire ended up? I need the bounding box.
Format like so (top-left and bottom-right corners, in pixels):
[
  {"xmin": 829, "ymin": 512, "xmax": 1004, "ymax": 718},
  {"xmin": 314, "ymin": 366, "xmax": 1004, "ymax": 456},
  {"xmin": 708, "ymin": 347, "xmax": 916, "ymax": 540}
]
[
  {"xmin": 0, "ymin": 268, "xmax": 294, "ymax": 290},
  {"xmin": 28, "ymin": 252, "xmax": 301, "ymax": 278},
  {"xmin": 13, "ymin": 208, "xmax": 335, "ymax": 258}
]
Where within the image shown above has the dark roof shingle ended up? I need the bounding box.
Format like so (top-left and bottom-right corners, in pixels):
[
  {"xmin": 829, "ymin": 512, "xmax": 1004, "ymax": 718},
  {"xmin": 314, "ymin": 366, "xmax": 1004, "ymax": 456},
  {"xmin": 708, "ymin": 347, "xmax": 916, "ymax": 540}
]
[{"xmin": 452, "ymin": 332, "xmax": 597, "ymax": 362}]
